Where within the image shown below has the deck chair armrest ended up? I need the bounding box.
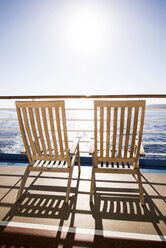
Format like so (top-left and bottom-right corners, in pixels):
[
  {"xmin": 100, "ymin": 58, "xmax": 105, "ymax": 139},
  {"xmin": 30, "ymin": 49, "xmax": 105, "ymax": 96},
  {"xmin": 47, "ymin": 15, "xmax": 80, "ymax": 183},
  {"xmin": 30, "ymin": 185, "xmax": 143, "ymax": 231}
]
[
  {"xmin": 89, "ymin": 138, "xmax": 95, "ymax": 155},
  {"xmin": 21, "ymin": 148, "xmax": 26, "ymax": 154},
  {"xmin": 70, "ymin": 137, "xmax": 80, "ymax": 155},
  {"xmin": 135, "ymin": 139, "xmax": 145, "ymax": 157},
  {"xmin": 21, "ymin": 139, "xmax": 39, "ymax": 155},
  {"xmin": 140, "ymin": 143, "xmax": 145, "ymax": 157}
]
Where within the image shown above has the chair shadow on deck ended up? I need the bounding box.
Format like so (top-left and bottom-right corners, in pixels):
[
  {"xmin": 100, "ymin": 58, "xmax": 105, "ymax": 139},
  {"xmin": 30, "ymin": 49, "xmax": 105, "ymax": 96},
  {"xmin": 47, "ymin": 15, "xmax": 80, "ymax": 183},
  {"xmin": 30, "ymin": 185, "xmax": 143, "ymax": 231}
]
[
  {"xmin": 1, "ymin": 172, "xmax": 83, "ymax": 248},
  {"xmin": 90, "ymin": 176, "xmax": 166, "ymax": 241},
  {"xmin": 2, "ymin": 172, "xmax": 80, "ymax": 226},
  {"xmin": 0, "ymin": 173, "xmax": 166, "ymax": 247},
  {"xmin": 3, "ymin": 193, "xmax": 73, "ymax": 221}
]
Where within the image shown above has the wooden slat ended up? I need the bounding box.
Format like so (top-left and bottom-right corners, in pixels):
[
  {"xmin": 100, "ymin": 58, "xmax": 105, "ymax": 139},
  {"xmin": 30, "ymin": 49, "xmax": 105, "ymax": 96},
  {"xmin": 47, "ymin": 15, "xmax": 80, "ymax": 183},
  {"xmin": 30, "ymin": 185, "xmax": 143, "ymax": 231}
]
[
  {"xmin": 123, "ymin": 162, "xmax": 128, "ymax": 169},
  {"xmin": 94, "ymin": 167, "xmax": 136, "ymax": 174},
  {"xmin": 100, "ymin": 107, "xmax": 104, "ymax": 157},
  {"xmin": 124, "ymin": 107, "xmax": 132, "ymax": 158},
  {"xmin": 130, "ymin": 107, "xmax": 139, "ymax": 157},
  {"xmin": 34, "ymin": 160, "xmax": 40, "ymax": 167},
  {"xmin": 98, "ymin": 162, "xmax": 102, "ymax": 168},
  {"xmin": 108, "ymin": 162, "xmax": 112, "ymax": 168},
  {"xmin": 55, "ymin": 107, "xmax": 64, "ymax": 157},
  {"xmin": 28, "ymin": 108, "xmax": 42, "ymax": 156},
  {"xmin": 37, "ymin": 161, "xmax": 45, "ymax": 167},
  {"xmin": 94, "ymin": 100, "xmax": 146, "ymax": 108},
  {"xmin": 118, "ymin": 162, "xmax": 123, "ymax": 169},
  {"xmin": 35, "ymin": 108, "xmax": 47, "ymax": 157},
  {"xmin": 47, "ymin": 161, "xmax": 55, "ymax": 167},
  {"xmin": 32, "ymin": 156, "xmax": 67, "ymax": 161},
  {"xmin": 61, "ymin": 106, "xmax": 69, "ymax": 156},
  {"xmin": 106, "ymin": 107, "xmax": 111, "ymax": 157},
  {"xmin": 60, "ymin": 161, "xmax": 65, "ymax": 167},
  {"xmin": 16, "ymin": 100, "xmax": 64, "ymax": 108},
  {"xmin": 94, "ymin": 105, "xmax": 98, "ymax": 167},
  {"xmin": 43, "ymin": 161, "xmax": 49, "ymax": 167},
  {"xmin": 41, "ymin": 107, "xmax": 53, "ymax": 157},
  {"xmin": 135, "ymin": 106, "xmax": 146, "ymax": 161},
  {"xmin": 22, "ymin": 108, "xmax": 36, "ymax": 157},
  {"xmin": 112, "ymin": 107, "xmax": 118, "ymax": 157},
  {"xmin": 29, "ymin": 166, "xmax": 70, "ymax": 173},
  {"xmin": 16, "ymin": 108, "xmax": 33, "ymax": 164},
  {"xmin": 55, "ymin": 161, "xmax": 60, "ymax": 167},
  {"xmin": 118, "ymin": 107, "xmax": 125, "ymax": 157},
  {"xmin": 103, "ymin": 162, "xmax": 107, "ymax": 168},
  {"xmin": 48, "ymin": 107, "xmax": 58, "ymax": 157},
  {"xmin": 97, "ymin": 156, "xmax": 135, "ymax": 163}
]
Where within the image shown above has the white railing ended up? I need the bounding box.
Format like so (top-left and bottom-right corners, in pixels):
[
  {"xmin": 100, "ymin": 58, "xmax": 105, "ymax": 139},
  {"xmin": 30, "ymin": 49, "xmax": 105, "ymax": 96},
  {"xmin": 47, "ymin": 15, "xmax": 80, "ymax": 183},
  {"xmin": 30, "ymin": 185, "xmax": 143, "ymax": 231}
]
[{"xmin": 0, "ymin": 95, "xmax": 166, "ymax": 158}]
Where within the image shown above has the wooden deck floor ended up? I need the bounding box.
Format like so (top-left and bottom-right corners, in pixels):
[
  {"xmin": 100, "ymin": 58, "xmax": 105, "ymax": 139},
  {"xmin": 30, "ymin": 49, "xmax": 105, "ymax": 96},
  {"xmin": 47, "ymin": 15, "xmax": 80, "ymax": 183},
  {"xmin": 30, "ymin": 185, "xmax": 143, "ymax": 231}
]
[{"xmin": 0, "ymin": 165, "xmax": 166, "ymax": 247}]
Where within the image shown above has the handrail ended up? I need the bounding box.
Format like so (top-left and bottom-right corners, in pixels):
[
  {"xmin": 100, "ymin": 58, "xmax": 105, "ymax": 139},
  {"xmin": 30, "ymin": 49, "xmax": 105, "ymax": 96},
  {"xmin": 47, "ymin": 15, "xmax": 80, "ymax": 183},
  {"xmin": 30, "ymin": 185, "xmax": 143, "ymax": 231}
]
[
  {"xmin": 0, "ymin": 95, "xmax": 166, "ymax": 157},
  {"xmin": 0, "ymin": 94, "xmax": 166, "ymax": 99}
]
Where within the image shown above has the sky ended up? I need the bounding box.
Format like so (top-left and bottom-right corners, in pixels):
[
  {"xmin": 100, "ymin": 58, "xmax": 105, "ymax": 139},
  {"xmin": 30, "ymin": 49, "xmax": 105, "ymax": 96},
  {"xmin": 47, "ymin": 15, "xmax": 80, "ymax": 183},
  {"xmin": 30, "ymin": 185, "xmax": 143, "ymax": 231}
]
[{"xmin": 0, "ymin": 0, "xmax": 166, "ymax": 96}]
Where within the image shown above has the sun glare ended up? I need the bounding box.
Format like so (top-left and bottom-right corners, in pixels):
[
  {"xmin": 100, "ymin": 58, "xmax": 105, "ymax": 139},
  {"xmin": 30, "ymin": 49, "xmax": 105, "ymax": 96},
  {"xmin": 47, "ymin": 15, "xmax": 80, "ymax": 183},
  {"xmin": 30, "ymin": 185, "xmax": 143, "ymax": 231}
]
[{"xmin": 65, "ymin": 6, "xmax": 108, "ymax": 53}]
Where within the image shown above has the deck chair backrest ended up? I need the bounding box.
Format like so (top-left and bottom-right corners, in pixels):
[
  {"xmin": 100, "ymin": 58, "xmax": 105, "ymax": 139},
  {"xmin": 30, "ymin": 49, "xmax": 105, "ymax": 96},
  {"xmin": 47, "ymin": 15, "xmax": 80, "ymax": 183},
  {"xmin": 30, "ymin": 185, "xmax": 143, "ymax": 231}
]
[
  {"xmin": 94, "ymin": 100, "xmax": 145, "ymax": 165},
  {"xmin": 16, "ymin": 101, "xmax": 69, "ymax": 164}
]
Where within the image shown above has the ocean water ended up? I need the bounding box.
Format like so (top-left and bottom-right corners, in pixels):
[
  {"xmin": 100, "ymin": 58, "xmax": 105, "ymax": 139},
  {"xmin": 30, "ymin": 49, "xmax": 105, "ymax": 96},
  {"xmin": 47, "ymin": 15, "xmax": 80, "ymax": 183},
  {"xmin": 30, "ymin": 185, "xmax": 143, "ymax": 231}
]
[{"xmin": 0, "ymin": 106, "xmax": 166, "ymax": 160}]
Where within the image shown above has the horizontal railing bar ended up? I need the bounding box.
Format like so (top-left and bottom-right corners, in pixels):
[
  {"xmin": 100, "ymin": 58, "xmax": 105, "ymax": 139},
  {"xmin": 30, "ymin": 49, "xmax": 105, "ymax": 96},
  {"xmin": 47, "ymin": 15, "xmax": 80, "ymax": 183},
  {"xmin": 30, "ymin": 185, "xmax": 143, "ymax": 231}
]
[
  {"xmin": 1, "ymin": 137, "xmax": 166, "ymax": 145},
  {"xmin": 1, "ymin": 138, "xmax": 166, "ymax": 145},
  {"xmin": 1, "ymin": 118, "xmax": 166, "ymax": 123},
  {"xmin": 146, "ymin": 108, "xmax": 166, "ymax": 111},
  {"xmin": 145, "ymin": 153, "xmax": 166, "ymax": 156},
  {"xmin": 67, "ymin": 109, "xmax": 93, "ymax": 111},
  {"xmin": 1, "ymin": 107, "xmax": 166, "ymax": 111},
  {"xmin": 81, "ymin": 152, "xmax": 166, "ymax": 156},
  {"xmin": 0, "ymin": 94, "xmax": 166, "ymax": 100},
  {"xmin": 145, "ymin": 120, "xmax": 166, "ymax": 122},
  {"xmin": 0, "ymin": 148, "xmax": 88, "ymax": 154},
  {"xmin": 0, "ymin": 148, "xmax": 22, "ymax": 151},
  {"xmin": 1, "ymin": 128, "xmax": 166, "ymax": 134},
  {"xmin": 0, "ymin": 147, "xmax": 89, "ymax": 154},
  {"xmin": 0, "ymin": 129, "xmax": 19, "ymax": 131},
  {"xmin": 0, "ymin": 138, "xmax": 89, "ymax": 144},
  {"xmin": 142, "ymin": 142, "xmax": 166, "ymax": 144},
  {"xmin": 0, "ymin": 147, "xmax": 166, "ymax": 156},
  {"xmin": 0, "ymin": 119, "xmax": 18, "ymax": 121},
  {"xmin": 0, "ymin": 118, "xmax": 94, "ymax": 121},
  {"xmin": 144, "ymin": 131, "xmax": 166, "ymax": 134},
  {"xmin": 0, "ymin": 128, "xmax": 94, "ymax": 132},
  {"xmin": 0, "ymin": 138, "xmax": 22, "ymax": 141},
  {"xmin": 0, "ymin": 108, "xmax": 94, "ymax": 111}
]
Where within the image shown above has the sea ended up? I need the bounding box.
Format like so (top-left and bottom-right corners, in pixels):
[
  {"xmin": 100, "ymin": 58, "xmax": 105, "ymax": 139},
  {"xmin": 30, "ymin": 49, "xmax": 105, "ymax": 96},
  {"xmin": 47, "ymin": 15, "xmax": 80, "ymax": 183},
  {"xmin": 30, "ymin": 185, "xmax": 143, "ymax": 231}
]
[{"xmin": 0, "ymin": 103, "xmax": 166, "ymax": 160}]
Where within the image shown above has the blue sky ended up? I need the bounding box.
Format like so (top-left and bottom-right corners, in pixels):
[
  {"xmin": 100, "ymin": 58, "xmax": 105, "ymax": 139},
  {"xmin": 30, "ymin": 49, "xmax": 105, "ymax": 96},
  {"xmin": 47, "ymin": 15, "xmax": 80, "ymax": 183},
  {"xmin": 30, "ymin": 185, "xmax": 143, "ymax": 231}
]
[{"xmin": 0, "ymin": 0, "xmax": 166, "ymax": 96}]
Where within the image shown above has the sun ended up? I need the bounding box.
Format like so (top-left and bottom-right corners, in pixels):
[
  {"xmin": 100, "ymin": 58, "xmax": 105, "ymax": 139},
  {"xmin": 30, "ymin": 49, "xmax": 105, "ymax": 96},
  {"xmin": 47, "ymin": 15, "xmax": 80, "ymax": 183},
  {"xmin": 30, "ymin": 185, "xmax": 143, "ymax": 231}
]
[{"xmin": 64, "ymin": 5, "xmax": 108, "ymax": 53}]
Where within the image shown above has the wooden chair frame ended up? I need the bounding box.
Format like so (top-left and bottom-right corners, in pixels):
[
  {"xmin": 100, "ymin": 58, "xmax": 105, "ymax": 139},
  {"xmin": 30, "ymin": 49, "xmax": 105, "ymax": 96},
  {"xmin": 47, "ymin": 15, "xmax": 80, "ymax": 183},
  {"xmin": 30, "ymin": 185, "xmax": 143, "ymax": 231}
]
[
  {"xmin": 16, "ymin": 101, "xmax": 80, "ymax": 203},
  {"xmin": 89, "ymin": 100, "xmax": 146, "ymax": 206}
]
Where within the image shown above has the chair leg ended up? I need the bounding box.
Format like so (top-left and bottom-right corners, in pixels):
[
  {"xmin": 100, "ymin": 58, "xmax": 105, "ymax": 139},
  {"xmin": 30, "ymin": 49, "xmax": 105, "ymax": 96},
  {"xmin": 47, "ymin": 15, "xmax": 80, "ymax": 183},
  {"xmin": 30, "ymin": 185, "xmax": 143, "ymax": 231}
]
[
  {"xmin": 90, "ymin": 167, "xmax": 95, "ymax": 203},
  {"xmin": 77, "ymin": 144, "xmax": 81, "ymax": 174},
  {"xmin": 65, "ymin": 167, "xmax": 73, "ymax": 204},
  {"xmin": 137, "ymin": 171, "xmax": 144, "ymax": 206},
  {"xmin": 17, "ymin": 166, "xmax": 30, "ymax": 201}
]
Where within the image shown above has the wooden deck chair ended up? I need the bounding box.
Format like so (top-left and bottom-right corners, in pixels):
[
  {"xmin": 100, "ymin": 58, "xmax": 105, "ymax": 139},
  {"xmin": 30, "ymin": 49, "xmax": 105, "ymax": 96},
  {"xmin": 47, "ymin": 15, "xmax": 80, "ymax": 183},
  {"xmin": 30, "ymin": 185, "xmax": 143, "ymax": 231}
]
[
  {"xmin": 16, "ymin": 101, "xmax": 80, "ymax": 203},
  {"xmin": 89, "ymin": 100, "xmax": 146, "ymax": 206}
]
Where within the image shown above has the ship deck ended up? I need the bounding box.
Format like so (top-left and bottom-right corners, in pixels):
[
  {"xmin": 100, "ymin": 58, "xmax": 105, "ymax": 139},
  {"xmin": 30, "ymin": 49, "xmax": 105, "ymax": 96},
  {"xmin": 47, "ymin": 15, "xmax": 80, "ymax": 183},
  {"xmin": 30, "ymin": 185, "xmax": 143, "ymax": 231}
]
[{"xmin": 0, "ymin": 164, "xmax": 166, "ymax": 247}]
